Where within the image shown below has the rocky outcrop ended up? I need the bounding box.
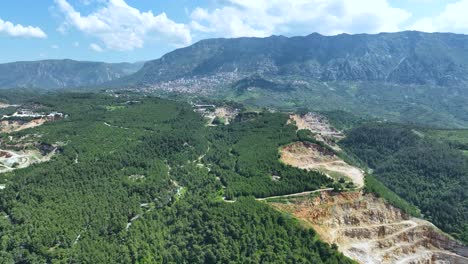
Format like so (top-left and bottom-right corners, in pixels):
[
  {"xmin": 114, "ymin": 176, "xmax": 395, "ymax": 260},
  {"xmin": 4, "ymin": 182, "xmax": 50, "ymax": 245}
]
[
  {"xmin": 128, "ymin": 31, "xmax": 468, "ymax": 87},
  {"xmin": 271, "ymin": 192, "xmax": 468, "ymax": 263}
]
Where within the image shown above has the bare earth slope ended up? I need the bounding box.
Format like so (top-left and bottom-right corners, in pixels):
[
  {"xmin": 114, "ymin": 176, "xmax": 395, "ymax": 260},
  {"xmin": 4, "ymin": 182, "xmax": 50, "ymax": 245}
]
[
  {"xmin": 271, "ymin": 192, "xmax": 468, "ymax": 263},
  {"xmin": 290, "ymin": 113, "xmax": 344, "ymax": 151},
  {"xmin": 285, "ymin": 113, "xmax": 364, "ymax": 188},
  {"xmin": 270, "ymin": 112, "xmax": 468, "ymax": 263},
  {"xmin": 280, "ymin": 141, "xmax": 364, "ymax": 188}
]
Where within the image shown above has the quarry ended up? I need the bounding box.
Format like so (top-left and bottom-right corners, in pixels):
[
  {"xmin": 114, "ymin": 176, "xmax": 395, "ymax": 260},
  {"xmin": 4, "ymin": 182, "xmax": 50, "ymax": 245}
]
[
  {"xmin": 280, "ymin": 141, "xmax": 365, "ymax": 188},
  {"xmin": 271, "ymin": 192, "xmax": 468, "ymax": 263},
  {"xmin": 289, "ymin": 113, "xmax": 345, "ymax": 151},
  {"xmin": 266, "ymin": 112, "xmax": 468, "ymax": 263}
]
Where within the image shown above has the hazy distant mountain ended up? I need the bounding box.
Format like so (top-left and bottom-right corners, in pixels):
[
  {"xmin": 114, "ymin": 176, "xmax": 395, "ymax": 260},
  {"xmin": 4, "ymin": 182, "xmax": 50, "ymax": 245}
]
[
  {"xmin": 3, "ymin": 31, "xmax": 468, "ymax": 127},
  {"xmin": 123, "ymin": 31, "xmax": 468, "ymax": 87},
  {"xmin": 114, "ymin": 31, "xmax": 468, "ymax": 128},
  {"xmin": 0, "ymin": 59, "xmax": 143, "ymax": 89}
]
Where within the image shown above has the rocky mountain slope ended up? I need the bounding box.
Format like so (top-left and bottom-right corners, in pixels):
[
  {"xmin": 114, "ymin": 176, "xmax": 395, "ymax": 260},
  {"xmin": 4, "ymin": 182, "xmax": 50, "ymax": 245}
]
[
  {"xmin": 271, "ymin": 192, "xmax": 468, "ymax": 264},
  {"xmin": 113, "ymin": 31, "xmax": 468, "ymax": 128},
  {"xmin": 0, "ymin": 59, "xmax": 143, "ymax": 89},
  {"xmin": 3, "ymin": 31, "xmax": 468, "ymax": 127},
  {"xmin": 124, "ymin": 31, "xmax": 468, "ymax": 86},
  {"xmin": 268, "ymin": 111, "xmax": 468, "ymax": 262}
]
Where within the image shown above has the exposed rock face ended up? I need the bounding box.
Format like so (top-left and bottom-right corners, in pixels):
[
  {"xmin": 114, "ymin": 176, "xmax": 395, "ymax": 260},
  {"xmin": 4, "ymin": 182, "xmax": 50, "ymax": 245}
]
[
  {"xmin": 271, "ymin": 192, "xmax": 468, "ymax": 263},
  {"xmin": 127, "ymin": 31, "xmax": 468, "ymax": 87},
  {"xmin": 280, "ymin": 141, "xmax": 365, "ymax": 188}
]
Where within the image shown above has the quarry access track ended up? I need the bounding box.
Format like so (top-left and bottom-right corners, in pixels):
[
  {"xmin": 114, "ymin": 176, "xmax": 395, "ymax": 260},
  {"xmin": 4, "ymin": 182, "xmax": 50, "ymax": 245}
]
[{"xmin": 223, "ymin": 188, "xmax": 334, "ymax": 203}]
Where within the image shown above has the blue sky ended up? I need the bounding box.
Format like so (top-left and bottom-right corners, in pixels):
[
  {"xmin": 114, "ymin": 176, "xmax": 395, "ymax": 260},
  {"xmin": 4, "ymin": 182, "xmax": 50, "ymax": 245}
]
[{"xmin": 0, "ymin": 0, "xmax": 467, "ymax": 63}]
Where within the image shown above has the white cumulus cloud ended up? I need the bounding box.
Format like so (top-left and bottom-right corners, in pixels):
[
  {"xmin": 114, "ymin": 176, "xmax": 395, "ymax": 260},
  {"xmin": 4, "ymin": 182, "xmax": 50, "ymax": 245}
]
[
  {"xmin": 0, "ymin": 18, "xmax": 47, "ymax": 38},
  {"xmin": 90, "ymin": 43, "xmax": 104, "ymax": 52},
  {"xmin": 190, "ymin": 0, "xmax": 411, "ymax": 37},
  {"xmin": 55, "ymin": 0, "xmax": 191, "ymax": 51},
  {"xmin": 410, "ymin": 0, "xmax": 468, "ymax": 33}
]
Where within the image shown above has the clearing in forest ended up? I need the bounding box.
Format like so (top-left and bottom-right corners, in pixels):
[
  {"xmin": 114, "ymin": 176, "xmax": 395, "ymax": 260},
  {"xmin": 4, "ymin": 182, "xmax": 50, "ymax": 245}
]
[
  {"xmin": 0, "ymin": 110, "xmax": 64, "ymax": 133},
  {"xmin": 280, "ymin": 141, "xmax": 364, "ymax": 188},
  {"xmin": 194, "ymin": 104, "xmax": 240, "ymax": 126},
  {"xmin": 0, "ymin": 118, "xmax": 48, "ymax": 133},
  {"xmin": 289, "ymin": 113, "xmax": 344, "ymax": 151},
  {"xmin": 0, "ymin": 148, "xmax": 56, "ymax": 174}
]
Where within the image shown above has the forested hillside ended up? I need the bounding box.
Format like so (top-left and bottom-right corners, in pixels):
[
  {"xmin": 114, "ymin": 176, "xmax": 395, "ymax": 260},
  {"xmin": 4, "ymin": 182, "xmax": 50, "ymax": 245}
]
[
  {"xmin": 427, "ymin": 129, "xmax": 468, "ymax": 156},
  {"xmin": 204, "ymin": 112, "xmax": 332, "ymax": 199},
  {"xmin": 110, "ymin": 31, "xmax": 468, "ymax": 128},
  {"xmin": 0, "ymin": 60, "xmax": 142, "ymax": 89},
  {"xmin": 126, "ymin": 31, "xmax": 468, "ymax": 86},
  {"xmin": 2, "ymin": 32, "xmax": 468, "ymax": 127},
  {"xmin": 0, "ymin": 93, "xmax": 352, "ymax": 263},
  {"xmin": 341, "ymin": 124, "xmax": 468, "ymax": 243}
]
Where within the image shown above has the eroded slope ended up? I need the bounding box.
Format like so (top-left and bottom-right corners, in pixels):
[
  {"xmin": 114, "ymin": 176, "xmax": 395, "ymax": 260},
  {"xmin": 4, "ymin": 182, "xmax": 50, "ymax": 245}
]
[
  {"xmin": 290, "ymin": 113, "xmax": 344, "ymax": 151},
  {"xmin": 280, "ymin": 141, "xmax": 364, "ymax": 188},
  {"xmin": 271, "ymin": 192, "xmax": 468, "ymax": 263},
  {"xmin": 273, "ymin": 113, "xmax": 468, "ymax": 263}
]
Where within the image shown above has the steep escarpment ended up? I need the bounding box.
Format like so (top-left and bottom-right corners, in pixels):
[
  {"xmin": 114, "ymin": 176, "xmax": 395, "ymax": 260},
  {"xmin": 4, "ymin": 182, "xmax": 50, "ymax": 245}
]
[
  {"xmin": 271, "ymin": 192, "xmax": 468, "ymax": 263},
  {"xmin": 127, "ymin": 31, "xmax": 468, "ymax": 87}
]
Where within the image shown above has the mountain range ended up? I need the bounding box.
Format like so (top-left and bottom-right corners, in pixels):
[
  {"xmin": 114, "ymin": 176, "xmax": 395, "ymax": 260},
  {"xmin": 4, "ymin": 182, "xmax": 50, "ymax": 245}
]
[
  {"xmin": 2, "ymin": 31, "xmax": 468, "ymax": 127},
  {"xmin": 127, "ymin": 31, "xmax": 468, "ymax": 87},
  {"xmin": 0, "ymin": 59, "xmax": 143, "ymax": 89}
]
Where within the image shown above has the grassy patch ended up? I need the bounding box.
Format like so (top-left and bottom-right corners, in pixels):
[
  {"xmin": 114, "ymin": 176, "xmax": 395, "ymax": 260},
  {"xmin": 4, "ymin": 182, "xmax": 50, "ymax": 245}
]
[
  {"xmin": 427, "ymin": 129, "xmax": 468, "ymax": 145},
  {"xmin": 106, "ymin": 105, "xmax": 126, "ymax": 111}
]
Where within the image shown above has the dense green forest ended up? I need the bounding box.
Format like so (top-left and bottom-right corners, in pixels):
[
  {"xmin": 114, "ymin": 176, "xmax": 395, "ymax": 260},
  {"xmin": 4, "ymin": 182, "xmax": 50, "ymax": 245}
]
[
  {"xmin": 318, "ymin": 111, "xmax": 368, "ymax": 131},
  {"xmin": 0, "ymin": 93, "xmax": 352, "ymax": 263},
  {"xmin": 426, "ymin": 129, "xmax": 468, "ymax": 156},
  {"xmin": 341, "ymin": 124, "xmax": 468, "ymax": 243},
  {"xmin": 203, "ymin": 112, "xmax": 332, "ymax": 199}
]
